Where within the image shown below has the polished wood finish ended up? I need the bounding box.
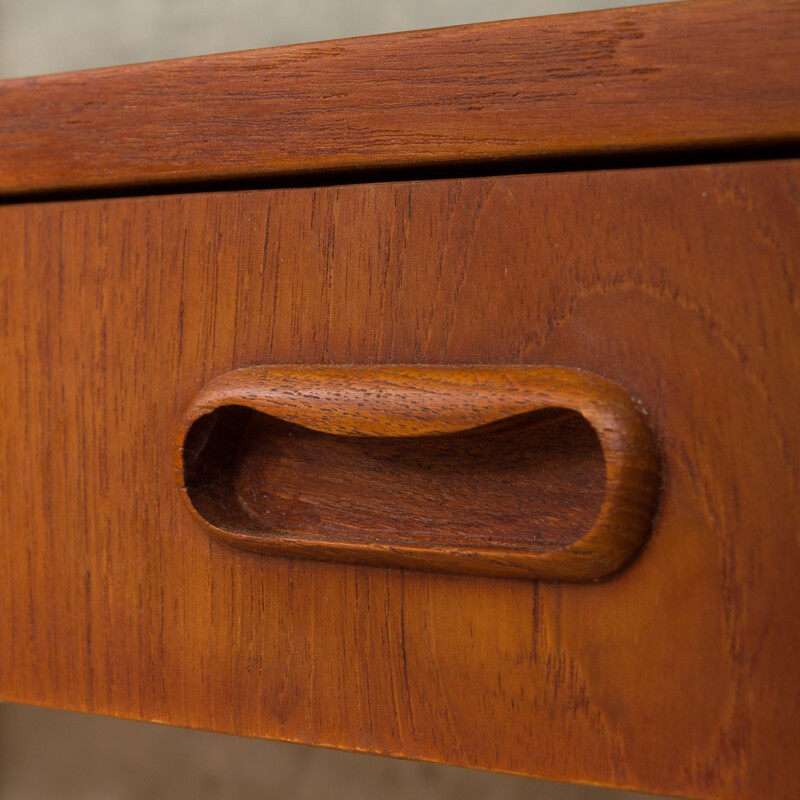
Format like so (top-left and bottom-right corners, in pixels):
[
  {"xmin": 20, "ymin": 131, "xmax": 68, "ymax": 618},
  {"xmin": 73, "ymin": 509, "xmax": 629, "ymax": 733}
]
[
  {"xmin": 1, "ymin": 160, "xmax": 797, "ymax": 798},
  {"xmin": 0, "ymin": 0, "xmax": 799, "ymax": 197},
  {"xmin": 178, "ymin": 365, "xmax": 660, "ymax": 581}
]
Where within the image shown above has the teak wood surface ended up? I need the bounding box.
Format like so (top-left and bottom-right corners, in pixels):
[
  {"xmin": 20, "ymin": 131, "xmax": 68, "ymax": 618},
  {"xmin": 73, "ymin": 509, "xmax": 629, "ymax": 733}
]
[
  {"xmin": 0, "ymin": 0, "xmax": 798, "ymax": 196},
  {"xmin": 1, "ymin": 160, "xmax": 798, "ymax": 799},
  {"xmin": 177, "ymin": 365, "xmax": 661, "ymax": 581}
]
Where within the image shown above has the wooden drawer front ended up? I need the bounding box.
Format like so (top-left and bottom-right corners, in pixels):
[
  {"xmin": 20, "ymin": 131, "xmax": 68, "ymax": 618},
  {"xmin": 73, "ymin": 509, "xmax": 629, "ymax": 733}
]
[{"xmin": 1, "ymin": 160, "xmax": 797, "ymax": 799}]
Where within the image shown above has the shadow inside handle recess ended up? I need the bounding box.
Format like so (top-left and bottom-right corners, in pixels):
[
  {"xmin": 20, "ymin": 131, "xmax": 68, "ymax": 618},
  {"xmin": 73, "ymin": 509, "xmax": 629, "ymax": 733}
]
[{"xmin": 182, "ymin": 406, "xmax": 605, "ymax": 551}]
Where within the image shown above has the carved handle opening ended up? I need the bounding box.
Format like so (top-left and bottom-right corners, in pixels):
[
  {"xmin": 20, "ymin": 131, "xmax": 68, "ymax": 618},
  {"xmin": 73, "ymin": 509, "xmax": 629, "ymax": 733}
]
[{"xmin": 175, "ymin": 366, "xmax": 660, "ymax": 581}]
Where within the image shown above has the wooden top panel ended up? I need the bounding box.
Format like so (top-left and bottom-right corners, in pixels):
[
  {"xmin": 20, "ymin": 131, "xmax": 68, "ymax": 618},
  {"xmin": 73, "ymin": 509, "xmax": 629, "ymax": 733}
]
[{"xmin": 0, "ymin": 0, "xmax": 798, "ymax": 197}]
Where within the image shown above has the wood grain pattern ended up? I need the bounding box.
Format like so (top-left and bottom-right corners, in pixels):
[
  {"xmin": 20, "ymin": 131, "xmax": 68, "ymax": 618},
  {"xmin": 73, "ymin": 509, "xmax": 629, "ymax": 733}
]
[
  {"xmin": 177, "ymin": 365, "xmax": 660, "ymax": 581},
  {"xmin": 0, "ymin": 0, "xmax": 799, "ymax": 197},
  {"xmin": 0, "ymin": 161, "xmax": 798, "ymax": 798}
]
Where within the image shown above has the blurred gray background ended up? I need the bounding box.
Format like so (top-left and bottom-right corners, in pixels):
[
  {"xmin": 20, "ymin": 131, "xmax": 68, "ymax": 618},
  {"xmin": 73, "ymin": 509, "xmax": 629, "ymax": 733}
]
[{"xmin": 0, "ymin": 0, "xmax": 672, "ymax": 797}]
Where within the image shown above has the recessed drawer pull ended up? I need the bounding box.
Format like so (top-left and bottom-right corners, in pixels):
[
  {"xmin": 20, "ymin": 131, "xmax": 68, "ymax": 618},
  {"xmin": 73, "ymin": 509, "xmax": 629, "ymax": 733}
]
[{"xmin": 176, "ymin": 366, "xmax": 660, "ymax": 581}]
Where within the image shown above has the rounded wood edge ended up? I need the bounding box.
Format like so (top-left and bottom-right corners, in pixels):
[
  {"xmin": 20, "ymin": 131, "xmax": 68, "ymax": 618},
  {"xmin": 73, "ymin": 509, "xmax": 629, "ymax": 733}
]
[
  {"xmin": 2, "ymin": 0, "xmax": 799, "ymax": 197},
  {"xmin": 174, "ymin": 365, "xmax": 661, "ymax": 581}
]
